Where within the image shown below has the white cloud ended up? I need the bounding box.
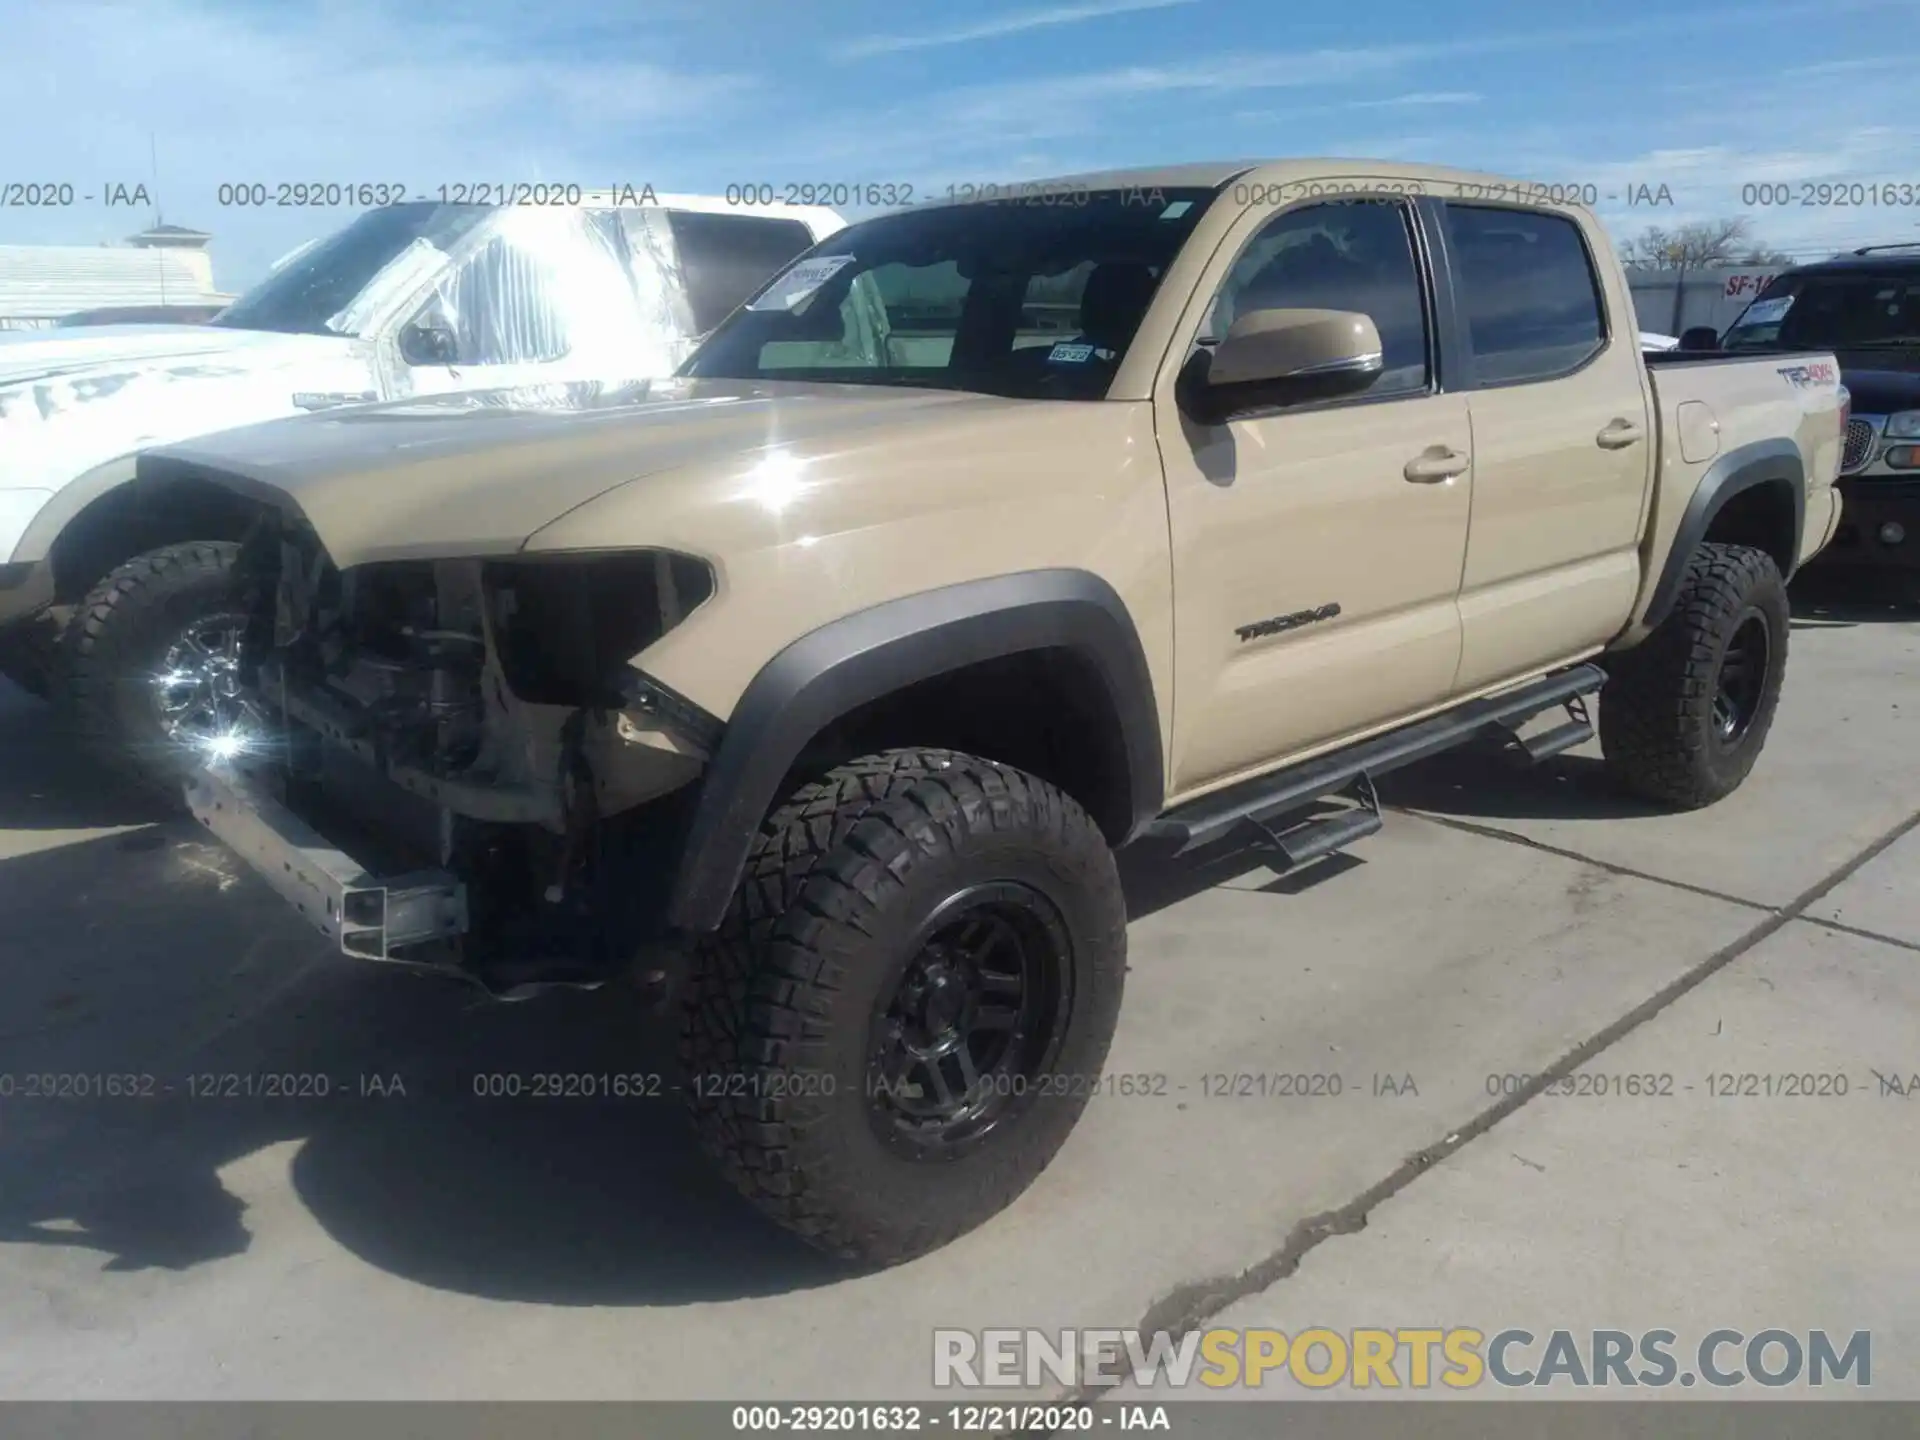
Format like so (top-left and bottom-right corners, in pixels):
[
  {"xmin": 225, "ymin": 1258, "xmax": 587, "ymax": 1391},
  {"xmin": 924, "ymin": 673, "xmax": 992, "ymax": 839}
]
[
  {"xmin": 831, "ymin": 0, "xmax": 1200, "ymax": 61},
  {"xmin": 4, "ymin": 0, "xmax": 1917, "ymax": 291},
  {"xmin": 1782, "ymin": 53, "xmax": 1920, "ymax": 76},
  {"xmin": 1347, "ymin": 91, "xmax": 1483, "ymax": 109},
  {"xmin": 0, "ymin": 0, "xmax": 751, "ymax": 285}
]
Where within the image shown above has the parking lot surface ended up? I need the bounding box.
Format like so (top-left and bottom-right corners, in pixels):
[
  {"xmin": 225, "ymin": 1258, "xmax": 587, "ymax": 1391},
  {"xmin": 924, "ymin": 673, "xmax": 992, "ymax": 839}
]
[{"xmin": 1, "ymin": 578, "xmax": 1915, "ymax": 1401}]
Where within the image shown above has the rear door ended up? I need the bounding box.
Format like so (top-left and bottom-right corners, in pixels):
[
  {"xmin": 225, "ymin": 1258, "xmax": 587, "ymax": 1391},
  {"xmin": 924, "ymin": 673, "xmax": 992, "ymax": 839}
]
[
  {"xmin": 1436, "ymin": 202, "xmax": 1654, "ymax": 690},
  {"xmin": 1155, "ymin": 194, "xmax": 1473, "ymax": 797}
]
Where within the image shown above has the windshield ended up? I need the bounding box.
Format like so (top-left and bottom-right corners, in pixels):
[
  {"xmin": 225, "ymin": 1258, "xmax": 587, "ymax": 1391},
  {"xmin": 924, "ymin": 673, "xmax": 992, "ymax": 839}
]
[
  {"xmin": 1723, "ymin": 270, "xmax": 1920, "ymax": 352},
  {"xmin": 681, "ymin": 187, "xmax": 1219, "ymax": 400},
  {"xmin": 211, "ymin": 203, "xmax": 494, "ymax": 337}
]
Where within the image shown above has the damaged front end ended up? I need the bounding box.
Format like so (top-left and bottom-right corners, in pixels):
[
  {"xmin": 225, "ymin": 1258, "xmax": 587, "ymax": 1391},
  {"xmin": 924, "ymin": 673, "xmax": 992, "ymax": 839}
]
[{"xmin": 188, "ymin": 508, "xmax": 721, "ymax": 998}]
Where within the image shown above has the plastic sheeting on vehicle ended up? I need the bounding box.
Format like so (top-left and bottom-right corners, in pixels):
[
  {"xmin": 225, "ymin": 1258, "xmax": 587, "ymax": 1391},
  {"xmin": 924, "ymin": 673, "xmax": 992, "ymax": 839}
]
[{"xmin": 412, "ymin": 206, "xmax": 699, "ymax": 376}]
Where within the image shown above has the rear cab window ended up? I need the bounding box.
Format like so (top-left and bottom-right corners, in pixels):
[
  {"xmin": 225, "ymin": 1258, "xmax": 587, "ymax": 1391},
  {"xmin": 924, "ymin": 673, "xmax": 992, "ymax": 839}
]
[{"xmin": 1442, "ymin": 204, "xmax": 1607, "ymax": 385}]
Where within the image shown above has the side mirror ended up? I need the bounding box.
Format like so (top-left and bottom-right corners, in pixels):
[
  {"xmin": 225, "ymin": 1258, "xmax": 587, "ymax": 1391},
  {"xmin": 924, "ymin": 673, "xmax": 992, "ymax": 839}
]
[
  {"xmin": 1182, "ymin": 308, "xmax": 1384, "ymax": 423},
  {"xmin": 399, "ymin": 321, "xmax": 459, "ymax": 366},
  {"xmin": 1679, "ymin": 326, "xmax": 1720, "ymax": 353}
]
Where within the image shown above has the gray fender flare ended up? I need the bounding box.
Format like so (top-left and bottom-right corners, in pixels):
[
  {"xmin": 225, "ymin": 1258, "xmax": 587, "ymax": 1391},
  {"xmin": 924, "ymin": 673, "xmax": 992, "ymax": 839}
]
[
  {"xmin": 1643, "ymin": 438, "xmax": 1804, "ymax": 630},
  {"xmin": 663, "ymin": 569, "xmax": 1164, "ymax": 933}
]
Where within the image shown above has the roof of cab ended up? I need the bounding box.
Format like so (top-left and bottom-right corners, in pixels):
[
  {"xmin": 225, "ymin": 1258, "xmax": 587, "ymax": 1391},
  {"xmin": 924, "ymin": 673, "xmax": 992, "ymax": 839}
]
[
  {"xmin": 909, "ymin": 158, "xmax": 1595, "ymax": 209},
  {"xmin": 1784, "ymin": 246, "xmax": 1920, "ymax": 275},
  {"xmin": 574, "ymin": 190, "xmax": 845, "ymax": 238}
]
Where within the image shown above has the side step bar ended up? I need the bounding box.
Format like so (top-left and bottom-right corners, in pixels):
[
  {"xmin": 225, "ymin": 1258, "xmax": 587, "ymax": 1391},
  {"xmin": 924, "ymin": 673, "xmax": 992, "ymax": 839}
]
[
  {"xmin": 1140, "ymin": 663, "xmax": 1607, "ymax": 855},
  {"xmin": 1510, "ymin": 690, "xmax": 1595, "ymax": 764}
]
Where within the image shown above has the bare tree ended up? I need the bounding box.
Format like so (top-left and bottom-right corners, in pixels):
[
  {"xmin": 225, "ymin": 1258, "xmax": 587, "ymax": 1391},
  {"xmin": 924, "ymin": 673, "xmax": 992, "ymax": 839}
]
[
  {"xmin": 1620, "ymin": 218, "xmax": 1756, "ymax": 270},
  {"xmin": 1738, "ymin": 245, "xmax": 1794, "ymax": 267},
  {"xmin": 1620, "ymin": 218, "xmax": 1787, "ymax": 333}
]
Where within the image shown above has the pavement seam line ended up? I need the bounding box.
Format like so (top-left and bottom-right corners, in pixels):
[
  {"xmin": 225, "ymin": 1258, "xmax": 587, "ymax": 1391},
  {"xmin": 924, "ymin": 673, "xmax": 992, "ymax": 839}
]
[
  {"xmin": 1792, "ymin": 913, "xmax": 1920, "ymax": 955},
  {"xmin": 1393, "ymin": 806, "xmax": 1779, "ymax": 914},
  {"xmin": 1057, "ymin": 800, "xmax": 1920, "ymax": 1411}
]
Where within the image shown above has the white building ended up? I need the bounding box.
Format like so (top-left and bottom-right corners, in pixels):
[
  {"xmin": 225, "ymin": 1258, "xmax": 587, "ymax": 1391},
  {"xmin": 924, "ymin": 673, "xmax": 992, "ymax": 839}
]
[
  {"xmin": 0, "ymin": 224, "xmax": 234, "ymax": 330},
  {"xmin": 1624, "ymin": 264, "xmax": 1790, "ymax": 339}
]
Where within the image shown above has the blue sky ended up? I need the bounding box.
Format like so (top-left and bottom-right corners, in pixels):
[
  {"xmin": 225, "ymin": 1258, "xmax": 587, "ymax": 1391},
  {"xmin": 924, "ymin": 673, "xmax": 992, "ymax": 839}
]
[{"xmin": 3, "ymin": 0, "xmax": 1919, "ymax": 291}]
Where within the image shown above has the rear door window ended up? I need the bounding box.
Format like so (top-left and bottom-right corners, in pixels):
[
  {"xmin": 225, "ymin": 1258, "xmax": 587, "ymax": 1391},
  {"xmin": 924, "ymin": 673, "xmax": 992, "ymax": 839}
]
[{"xmin": 1443, "ymin": 205, "xmax": 1607, "ymax": 385}]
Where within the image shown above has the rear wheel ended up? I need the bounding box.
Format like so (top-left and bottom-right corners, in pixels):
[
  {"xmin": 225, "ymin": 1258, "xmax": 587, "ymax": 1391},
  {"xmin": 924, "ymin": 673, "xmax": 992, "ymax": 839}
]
[
  {"xmin": 680, "ymin": 749, "xmax": 1127, "ymax": 1265},
  {"xmin": 1600, "ymin": 542, "xmax": 1789, "ymax": 808},
  {"xmin": 61, "ymin": 541, "xmax": 263, "ymax": 786}
]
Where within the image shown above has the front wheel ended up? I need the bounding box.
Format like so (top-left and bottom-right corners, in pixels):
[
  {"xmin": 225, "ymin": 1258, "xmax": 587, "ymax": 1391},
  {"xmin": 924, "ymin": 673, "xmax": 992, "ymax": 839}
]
[
  {"xmin": 60, "ymin": 541, "xmax": 261, "ymax": 786},
  {"xmin": 680, "ymin": 749, "xmax": 1127, "ymax": 1265},
  {"xmin": 1600, "ymin": 542, "xmax": 1789, "ymax": 808}
]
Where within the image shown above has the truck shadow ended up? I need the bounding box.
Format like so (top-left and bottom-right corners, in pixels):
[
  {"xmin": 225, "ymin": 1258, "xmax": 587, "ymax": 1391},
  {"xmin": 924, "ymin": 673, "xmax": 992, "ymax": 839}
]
[
  {"xmin": 0, "ymin": 681, "xmax": 176, "ymax": 831},
  {"xmin": 0, "ymin": 788, "xmax": 1379, "ymax": 1308},
  {"xmin": 1788, "ymin": 567, "xmax": 1918, "ymax": 628},
  {"xmin": 1373, "ymin": 735, "xmax": 1664, "ymax": 824},
  {"xmin": 0, "ymin": 818, "xmax": 848, "ymax": 1306}
]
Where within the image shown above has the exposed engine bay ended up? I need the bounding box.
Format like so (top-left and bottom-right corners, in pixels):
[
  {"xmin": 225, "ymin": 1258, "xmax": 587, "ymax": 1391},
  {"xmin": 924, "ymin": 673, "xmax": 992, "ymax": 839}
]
[{"xmin": 209, "ymin": 509, "xmax": 724, "ymax": 994}]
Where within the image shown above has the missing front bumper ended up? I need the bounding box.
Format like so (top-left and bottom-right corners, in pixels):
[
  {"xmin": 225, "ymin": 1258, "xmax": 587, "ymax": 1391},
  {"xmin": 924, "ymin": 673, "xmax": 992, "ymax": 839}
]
[{"xmin": 185, "ymin": 762, "xmax": 468, "ymax": 960}]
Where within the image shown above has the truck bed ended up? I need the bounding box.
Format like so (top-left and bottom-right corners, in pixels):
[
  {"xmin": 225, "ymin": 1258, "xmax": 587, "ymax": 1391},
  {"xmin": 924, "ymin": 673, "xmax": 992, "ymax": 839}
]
[
  {"xmin": 1628, "ymin": 348, "xmax": 1847, "ymax": 639},
  {"xmin": 1642, "ymin": 347, "xmax": 1829, "ymax": 367}
]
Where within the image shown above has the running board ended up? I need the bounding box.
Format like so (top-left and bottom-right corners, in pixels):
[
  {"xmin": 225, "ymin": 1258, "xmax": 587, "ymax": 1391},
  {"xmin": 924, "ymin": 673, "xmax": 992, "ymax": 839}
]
[
  {"xmin": 1140, "ymin": 664, "xmax": 1607, "ymax": 855},
  {"xmin": 1246, "ymin": 769, "xmax": 1385, "ymax": 870},
  {"xmin": 1500, "ymin": 689, "xmax": 1595, "ymax": 765},
  {"xmin": 1269, "ymin": 804, "xmax": 1385, "ymax": 868}
]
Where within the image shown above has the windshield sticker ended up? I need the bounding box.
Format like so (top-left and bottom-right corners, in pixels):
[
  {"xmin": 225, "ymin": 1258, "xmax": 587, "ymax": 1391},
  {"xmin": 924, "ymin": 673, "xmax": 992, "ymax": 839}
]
[
  {"xmin": 1740, "ymin": 296, "xmax": 1794, "ymax": 327},
  {"xmin": 1160, "ymin": 200, "xmax": 1193, "ymax": 219},
  {"xmin": 747, "ymin": 254, "xmax": 857, "ymax": 311},
  {"xmin": 1047, "ymin": 342, "xmax": 1096, "ymax": 364}
]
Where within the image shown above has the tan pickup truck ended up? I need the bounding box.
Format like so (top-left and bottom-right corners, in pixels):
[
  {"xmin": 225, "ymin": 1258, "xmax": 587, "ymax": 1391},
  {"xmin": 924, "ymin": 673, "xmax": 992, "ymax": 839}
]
[{"xmin": 131, "ymin": 160, "xmax": 1845, "ymax": 1264}]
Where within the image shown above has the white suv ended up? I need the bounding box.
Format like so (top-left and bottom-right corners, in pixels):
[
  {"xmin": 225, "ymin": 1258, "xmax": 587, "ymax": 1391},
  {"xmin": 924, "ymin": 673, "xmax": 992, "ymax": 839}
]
[{"xmin": 0, "ymin": 194, "xmax": 843, "ymax": 766}]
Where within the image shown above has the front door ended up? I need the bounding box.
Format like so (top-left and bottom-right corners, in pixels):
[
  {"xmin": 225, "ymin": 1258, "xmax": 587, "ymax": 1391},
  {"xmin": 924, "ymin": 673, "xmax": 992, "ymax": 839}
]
[{"xmin": 1154, "ymin": 195, "xmax": 1473, "ymax": 799}]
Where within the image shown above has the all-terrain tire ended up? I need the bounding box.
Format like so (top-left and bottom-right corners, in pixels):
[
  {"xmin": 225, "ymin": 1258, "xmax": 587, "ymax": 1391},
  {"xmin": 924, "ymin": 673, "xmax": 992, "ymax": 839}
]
[
  {"xmin": 1599, "ymin": 542, "xmax": 1789, "ymax": 808},
  {"xmin": 60, "ymin": 540, "xmax": 244, "ymax": 786},
  {"xmin": 680, "ymin": 749, "xmax": 1127, "ymax": 1266}
]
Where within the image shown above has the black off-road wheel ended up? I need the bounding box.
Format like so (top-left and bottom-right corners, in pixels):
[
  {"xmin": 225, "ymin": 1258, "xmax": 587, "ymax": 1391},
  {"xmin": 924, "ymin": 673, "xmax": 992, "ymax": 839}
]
[
  {"xmin": 1600, "ymin": 542, "xmax": 1789, "ymax": 808},
  {"xmin": 680, "ymin": 749, "xmax": 1127, "ymax": 1265},
  {"xmin": 60, "ymin": 540, "xmax": 258, "ymax": 787}
]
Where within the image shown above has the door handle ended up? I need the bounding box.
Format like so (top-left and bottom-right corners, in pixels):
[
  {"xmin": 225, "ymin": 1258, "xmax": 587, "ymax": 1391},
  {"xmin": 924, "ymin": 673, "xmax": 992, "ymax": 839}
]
[
  {"xmin": 1403, "ymin": 447, "xmax": 1471, "ymax": 483},
  {"xmin": 1597, "ymin": 418, "xmax": 1645, "ymax": 449}
]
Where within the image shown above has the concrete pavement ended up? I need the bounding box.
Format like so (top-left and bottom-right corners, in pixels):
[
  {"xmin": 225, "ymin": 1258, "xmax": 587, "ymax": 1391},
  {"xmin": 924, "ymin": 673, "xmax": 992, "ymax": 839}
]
[{"xmin": 0, "ymin": 578, "xmax": 1914, "ymax": 1402}]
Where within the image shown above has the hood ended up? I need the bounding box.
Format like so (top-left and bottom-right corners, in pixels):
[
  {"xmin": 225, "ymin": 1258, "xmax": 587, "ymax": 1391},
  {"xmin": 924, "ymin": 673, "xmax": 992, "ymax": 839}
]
[
  {"xmin": 146, "ymin": 377, "xmax": 1060, "ymax": 569},
  {"xmin": 0, "ymin": 324, "xmax": 336, "ymax": 388},
  {"xmin": 1833, "ymin": 361, "xmax": 1920, "ymax": 415},
  {"xmin": 0, "ymin": 324, "xmax": 372, "ymax": 493}
]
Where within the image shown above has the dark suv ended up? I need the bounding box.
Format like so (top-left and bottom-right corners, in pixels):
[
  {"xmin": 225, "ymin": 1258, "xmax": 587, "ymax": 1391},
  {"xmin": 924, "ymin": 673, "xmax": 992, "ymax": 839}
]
[{"xmin": 1711, "ymin": 245, "xmax": 1920, "ymax": 582}]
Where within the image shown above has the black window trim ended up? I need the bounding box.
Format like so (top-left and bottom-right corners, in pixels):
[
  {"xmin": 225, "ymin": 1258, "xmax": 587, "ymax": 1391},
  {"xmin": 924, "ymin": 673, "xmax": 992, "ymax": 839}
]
[
  {"xmin": 1423, "ymin": 197, "xmax": 1615, "ymax": 392},
  {"xmin": 666, "ymin": 208, "xmax": 818, "ymax": 336},
  {"xmin": 1180, "ymin": 190, "xmax": 1445, "ymax": 423}
]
